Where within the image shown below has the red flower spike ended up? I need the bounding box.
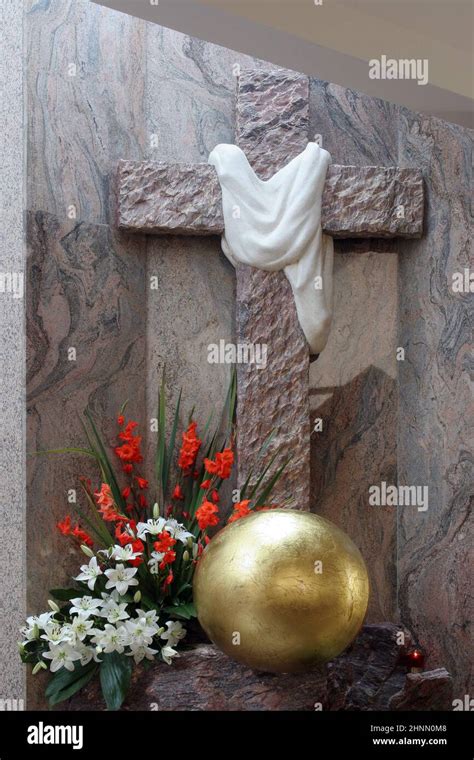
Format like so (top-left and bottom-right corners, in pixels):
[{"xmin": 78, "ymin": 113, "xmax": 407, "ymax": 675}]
[
  {"xmin": 172, "ymin": 484, "xmax": 184, "ymax": 500},
  {"xmin": 196, "ymin": 500, "xmax": 219, "ymax": 531},
  {"xmin": 57, "ymin": 515, "xmax": 72, "ymax": 536}
]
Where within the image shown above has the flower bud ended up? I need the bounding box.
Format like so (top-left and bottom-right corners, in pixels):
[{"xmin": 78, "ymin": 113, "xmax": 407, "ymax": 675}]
[
  {"xmin": 133, "ymin": 590, "xmax": 141, "ymax": 603},
  {"xmin": 17, "ymin": 642, "xmax": 25, "ymax": 656},
  {"xmin": 47, "ymin": 600, "xmax": 60, "ymax": 613},
  {"xmin": 32, "ymin": 623, "xmax": 40, "ymax": 639},
  {"xmin": 153, "ymin": 502, "xmax": 159, "ymax": 519},
  {"xmin": 32, "ymin": 660, "xmax": 47, "ymax": 675},
  {"xmin": 186, "ymin": 536, "xmax": 194, "ymax": 548},
  {"xmin": 157, "ymin": 627, "xmax": 165, "ymax": 636},
  {"xmin": 183, "ymin": 550, "xmax": 190, "ymax": 562},
  {"xmin": 80, "ymin": 544, "xmax": 94, "ymax": 558}
]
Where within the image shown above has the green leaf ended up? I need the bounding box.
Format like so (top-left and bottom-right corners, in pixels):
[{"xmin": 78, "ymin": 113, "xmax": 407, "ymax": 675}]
[
  {"xmin": 254, "ymin": 458, "xmax": 291, "ymax": 506},
  {"xmin": 83, "ymin": 410, "xmax": 126, "ymax": 512},
  {"xmin": 49, "ymin": 587, "xmax": 87, "ymax": 602},
  {"xmin": 163, "ymin": 602, "xmax": 196, "ymax": 620},
  {"xmin": 99, "ymin": 652, "xmax": 132, "ymax": 711},
  {"xmin": 30, "ymin": 447, "xmax": 98, "ymax": 459},
  {"xmin": 46, "ymin": 662, "xmax": 97, "ymax": 706},
  {"xmin": 156, "ymin": 373, "xmax": 167, "ymax": 506},
  {"xmin": 163, "ymin": 388, "xmax": 182, "ymax": 500}
]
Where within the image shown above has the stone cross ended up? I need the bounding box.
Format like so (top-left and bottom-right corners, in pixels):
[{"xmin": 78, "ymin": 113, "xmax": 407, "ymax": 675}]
[{"xmin": 116, "ymin": 69, "xmax": 423, "ymax": 511}]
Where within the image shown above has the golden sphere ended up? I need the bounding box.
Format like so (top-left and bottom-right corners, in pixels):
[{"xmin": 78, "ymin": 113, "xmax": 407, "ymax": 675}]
[{"xmin": 194, "ymin": 509, "xmax": 369, "ymax": 673}]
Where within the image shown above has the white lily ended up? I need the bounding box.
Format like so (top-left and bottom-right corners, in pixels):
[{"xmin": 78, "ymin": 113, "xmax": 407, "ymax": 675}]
[
  {"xmin": 104, "ymin": 564, "xmax": 139, "ymax": 596},
  {"xmin": 123, "ymin": 617, "xmax": 158, "ymax": 650},
  {"xmin": 127, "ymin": 645, "xmax": 158, "ymax": 665},
  {"xmin": 160, "ymin": 620, "xmax": 186, "ymax": 648},
  {"xmin": 136, "ymin": 518, "xmax": 166, "ymax": 540},
  {"xmin": 161, "ymin": 645, "xmax": 179, "ymax": 665},
  {"xmin": 110, "ymin": 544, "xmax": 142, "ymax": 563},
  {"xmin": 99, "ymin": 596, "xmax": 130, "ymax": 624},
  {"xmin": 43, "ymin": 642, "xmax": 82, "ymax": 673},
  {"xmin": 74, "ymin": 556, "xmax": 103, "ymax": 591},
  {"xmin": 70, "ymin": 596, "xmax": 104, "ymax": 618},
  {"xmin": 164, "ymin": 519, "xmax": 194, "ymax": 544},
  {"xmin": 91, "ymin": 624, "xmax": 128, "ymax": 654},
  {"xmin": 40, "ymin": 621, "xmax": 74, "ymax": 644},
  {"xmin": 68, "ymin": 612, "xmax": 94, "ymax": 642},
  {"xmin": 148, "ymin": 551, "xmax": 164, "ymax": 575}
]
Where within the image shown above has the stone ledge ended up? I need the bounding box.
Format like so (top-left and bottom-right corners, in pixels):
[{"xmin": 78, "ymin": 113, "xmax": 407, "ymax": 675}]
[
  {"xmin": 116, "ymin": 161, "xmax": 424, "ymax": 239},
  {"xmin": 65, "ymin": 623, "xmax": 452, "ymax": 711}
]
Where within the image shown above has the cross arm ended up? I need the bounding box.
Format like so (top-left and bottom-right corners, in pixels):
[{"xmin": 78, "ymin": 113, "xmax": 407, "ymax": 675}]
[{"xmin": 116, "ymin": 159, "xmax": 423, "ymax": 238}]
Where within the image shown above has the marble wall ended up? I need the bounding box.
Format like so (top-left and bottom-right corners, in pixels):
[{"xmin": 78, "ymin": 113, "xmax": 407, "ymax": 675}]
[{"xmin": 397, "ymin": 112, "xmax": 473, "ymax": 694}]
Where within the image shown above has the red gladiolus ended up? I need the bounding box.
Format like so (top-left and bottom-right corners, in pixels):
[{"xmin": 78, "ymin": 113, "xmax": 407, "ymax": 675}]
[
  {"xmin": 172, "ymin": 484, "xmax": 184, "ymax": 500},
  {"xmin": 115, "ymin": 524, "xmax": 134, "ymax": 546},
  {"xmin": 99, "ymin": 504, "xmax": 122, "ymax": 522},
  {"xmin": 204, "ymin": 447, "xmax": 234, "ymax": 480},
  {"xmin": 177, "ymin": 421, "xmax": 202, "ymax": 473},
  {"xmin": 122, "ymin": 486, "xmax": 131, "ymax": 499},
  {"xmin": 154, "ymin": 531, "xmax": 176, "ymax": 554},
  {"xmin": 200, "ymin": 479, "xmax": 211, "ymax": 490},
  {"xmin": 57, "ymin": 515, "xmax": 72, "ymax": 536},
  {"xmin": 130, "ymin": 538, "xmax": 145, "ymax": 567},
  {"xmin": 165, "ymin": 505, "xmax": 173, "ymax": 518},
  {"xmin": 72, "ymin": 524, "xmax": 93, "ymax": 547},
  {"xmin": 94, "ymin": 483, "xmax": 114, "ymax": 508},
  {"xmin": 159, "ymin": 550, "xmax": 176, "ymax": 569},
  {"xmin": 196, "ymin": 499, "xmax": 219, "ymax": 531},
  {"xmin": 162, "ymin": 570, "xmax": 173, "ymax": 590},
  {"xmin": 211, "ymin": 490, "xmax": 219, "ymax": 503},
  {"xmin": 138, "ymin": 494, "xmax": 147, "ymax": 509},
  {"xmin": 136, "ymin": 477, "xmax": 148, "ymax": 490},
  {"xmin": 117, "ymin": 414, "xmax": 125, "ymax": 426},
  {"xmin": 227, "ymin": 499, "xmax": 251, "ymax": 523},
  {"xmin": 123, "ymin": 464, "xmax": 133, "ymax": 474}
]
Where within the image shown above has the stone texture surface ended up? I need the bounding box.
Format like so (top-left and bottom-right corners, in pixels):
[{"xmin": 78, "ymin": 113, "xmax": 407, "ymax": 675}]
[
  {"xmin": 322, "ymin": 165, "xmax": 423, "ymax": 238},
  {"xmin": 65, "ymin": 623, "xmax": 445, "ymax": 712},
  {"xmin": 144, "ymin": 235, "xmax": 236, "ymax": 510},
  {"xmin": 26, "ymin": 0, "xmax": 273, "ymax": 224},
  {"xmin": 117, "ymin": 161, "xmax": 423, "ymax": 238},
  {"xmin": 396, "ymin": 111, "xmax": 474, "ymax": 696},
  {"xmin": 389, "ymin": 669, "xmax": 454, "ymax": 712},
  {"xmin": 26, "ymin": 211, "xmax": 147, "ymax": 708},
  {"xmin": 234, "ymin": 69, "xmax": 310, "ymax": 510},
  {"xmin": 0, "ymin": 0, "xmax": 26, "ymax": 704}
]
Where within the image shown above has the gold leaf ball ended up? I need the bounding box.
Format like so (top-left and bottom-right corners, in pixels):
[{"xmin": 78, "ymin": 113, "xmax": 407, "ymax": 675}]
[{"xmin": 194, "ymin": 509, "xmax": 369, "ymax": 673}]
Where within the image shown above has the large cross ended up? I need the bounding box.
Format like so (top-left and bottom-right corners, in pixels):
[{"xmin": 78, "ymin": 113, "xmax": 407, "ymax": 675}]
[{"xmin": 116, "ymin": 69, "xmax": 423, "ymax": 511}]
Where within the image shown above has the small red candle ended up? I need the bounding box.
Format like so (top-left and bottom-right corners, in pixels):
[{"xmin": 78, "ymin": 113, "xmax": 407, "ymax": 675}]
[{"xmin": 408, "ymin": 648, "xmax": 425, "ymax": 671}]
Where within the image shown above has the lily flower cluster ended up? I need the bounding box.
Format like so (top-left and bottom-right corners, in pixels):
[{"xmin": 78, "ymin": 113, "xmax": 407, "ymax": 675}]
[{"xmin": 20, "ymin": 596, "xmax": 185, "ymax": 673}]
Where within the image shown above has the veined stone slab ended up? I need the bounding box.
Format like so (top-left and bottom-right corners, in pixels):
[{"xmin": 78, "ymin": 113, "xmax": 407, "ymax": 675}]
[{"xmin": 117, "ymin": 160, "xmax": 423, "ymax": 238}]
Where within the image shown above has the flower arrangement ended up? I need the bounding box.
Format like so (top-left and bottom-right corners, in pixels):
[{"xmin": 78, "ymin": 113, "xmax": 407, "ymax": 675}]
[{"xmin": 20, "ymin": 377, "xmax": 288, "ymax": 709}]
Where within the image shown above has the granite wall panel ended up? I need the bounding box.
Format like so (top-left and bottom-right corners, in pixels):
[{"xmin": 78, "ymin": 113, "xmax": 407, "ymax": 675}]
[{"xmin": 397, "ymin": 111, "xmax": 473, "ymax": 695}]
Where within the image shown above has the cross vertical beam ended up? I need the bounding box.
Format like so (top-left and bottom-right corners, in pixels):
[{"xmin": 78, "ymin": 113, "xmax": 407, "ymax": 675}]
[{"xmin": 234, "ymin": 70, "xmax": 311, "ymax": 510}]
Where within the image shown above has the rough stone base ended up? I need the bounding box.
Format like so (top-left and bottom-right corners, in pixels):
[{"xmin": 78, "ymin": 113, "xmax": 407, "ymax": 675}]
[{"xmin": 66, "ymin": 624, "xmax": 453, "ymax": 712}]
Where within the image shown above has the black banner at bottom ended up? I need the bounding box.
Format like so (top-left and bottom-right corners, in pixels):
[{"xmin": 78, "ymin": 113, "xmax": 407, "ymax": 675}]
[{"xmin": 0, "ymin": 709, "xmax": 472, "ymax": 757}]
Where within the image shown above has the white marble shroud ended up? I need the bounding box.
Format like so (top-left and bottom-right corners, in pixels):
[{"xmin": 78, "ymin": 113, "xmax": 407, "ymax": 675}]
[{"xmin": 208, "ymin": 142, "xmax": 334, "ymax": 354}]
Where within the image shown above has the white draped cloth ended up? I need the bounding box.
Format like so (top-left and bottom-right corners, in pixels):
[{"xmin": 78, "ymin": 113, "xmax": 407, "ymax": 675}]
[{"xmin": 208, "ymin": 142, "xmax": 334, "ymax": 355}]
